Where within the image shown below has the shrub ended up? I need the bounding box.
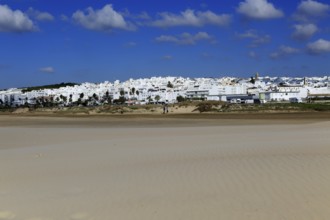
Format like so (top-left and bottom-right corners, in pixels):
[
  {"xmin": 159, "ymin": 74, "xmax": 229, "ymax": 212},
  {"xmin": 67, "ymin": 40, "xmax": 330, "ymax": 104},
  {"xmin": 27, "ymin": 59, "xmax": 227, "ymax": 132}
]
[
  {"xmin": 193, "ymin": 101, "xmax": 223, "ymax": 113},
  {"xmin": 176, "ymin": 95, "xmax": 185, "ymax": 102}
]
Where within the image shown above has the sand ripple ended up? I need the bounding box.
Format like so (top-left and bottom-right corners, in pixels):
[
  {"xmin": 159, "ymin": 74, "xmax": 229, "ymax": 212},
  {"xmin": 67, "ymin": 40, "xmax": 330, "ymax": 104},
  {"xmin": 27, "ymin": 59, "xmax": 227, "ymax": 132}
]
[{"xmin": 0, "ymin": 119, "xmax": 330, "ymax": 219}]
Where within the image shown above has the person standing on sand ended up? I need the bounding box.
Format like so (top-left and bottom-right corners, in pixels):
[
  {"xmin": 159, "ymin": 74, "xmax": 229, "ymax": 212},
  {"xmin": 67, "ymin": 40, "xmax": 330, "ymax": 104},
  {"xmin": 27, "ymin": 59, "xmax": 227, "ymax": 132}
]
[
  {"xmin": 165, "ymin": 104, "xmax": 169, "ymax": 113},
  {"xmin": 163, "ymin": 103, "xmax": 166, "ymax": 114}
]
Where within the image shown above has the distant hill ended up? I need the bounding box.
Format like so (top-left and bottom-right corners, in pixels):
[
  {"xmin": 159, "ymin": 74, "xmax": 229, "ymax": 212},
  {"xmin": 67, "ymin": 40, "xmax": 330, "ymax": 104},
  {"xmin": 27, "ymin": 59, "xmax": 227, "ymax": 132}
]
[{"xmin": 21, "ymin": 82, "xmax": 78, "ymax": 93}]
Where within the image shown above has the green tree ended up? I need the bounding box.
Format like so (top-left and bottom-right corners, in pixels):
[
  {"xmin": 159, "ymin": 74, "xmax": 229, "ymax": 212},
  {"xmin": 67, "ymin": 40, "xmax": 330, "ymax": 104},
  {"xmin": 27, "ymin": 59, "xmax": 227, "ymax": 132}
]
[
  {"xmin": 167, "ymin": 81, "xmax": 174, "ymax": 88},
  {"xmin": 119, "ymin": 90, "xmax": 125, "ymax": 97},
  {"xmin": 147, "ymin": 96, "xmax": 153, "ymax": 103},
  {"xmin": 62, "ymin": 96, "xmax": 67, "ymax": 103},
  {"xmin": 136, "ymin": 90, "xmax": 140, "ymax": 96},
  {"xmin": 176, "ymin": 95, "xmax": 185, "ymax": 102},
  {"xmin": 93, "ymin": 93, "xmax": 99, "ymax": 101},
  {"xmin": 80, "ymin": 93, "xmax": 84, "ymax": 99},
  {"xmin": 118, "ymin": 96, "xmax": 126, "ymax": 104},
  {"xmin": 155, "ymin": 95, "xmax": 160, "ymax": 103}
]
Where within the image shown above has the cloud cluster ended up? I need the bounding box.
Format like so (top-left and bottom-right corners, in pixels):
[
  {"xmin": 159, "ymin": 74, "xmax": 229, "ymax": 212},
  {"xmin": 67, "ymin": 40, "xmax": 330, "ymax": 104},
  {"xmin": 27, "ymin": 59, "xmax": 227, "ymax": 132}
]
[
  {"xmin": 151, "ymin": 9, "xmax": 231, "ymax": 27},
  {"xmin": 156, "ymin": 32, "xmax": 213, "ymax": 45},
  {"xmin": 237, "ymin": 29, "xmax": 271, "ymax": 47},
  {"xmin": 124, "ymin": 41, "xmax": 137, "ymax": 47},
  {"xmin": 1, "ymin": 2, "xmax": 330, "ymax": 64},
  {"xmin": 162, "ymin": 55, "xmax": 173, "ymax": 60},
  {"xmin": 290, "ymin": 1, "xmax": 328, "ymax": 43},
  {"xmin": 293, "ymin": 0, "xmax": 330, "ymax": 22},
  {"xmin": 270, "ymin": 46, "xmax": 300, "ymax": 59},
  {"xmin": 292, "ymin": 23, "xmax": 318, "ymax": 41},
  {"xmin": 248, "ymin": 51, "xmax": 257, "ymax": 59},
  {"xmin": 27, "ymin": 7, "xmax": 54, "ymax": 22},
  {"xmin": 307, "ymin": 39, "xmax": 330, "ymax": 55},
  {"xmin": 39, "ymin": 67, "xmax": 55, "ymax": 73},
  {"xmin": 237, "ymin": 0, "xmax": 284, "ymax": 20},
  {"xmin": 72, "ymin": 4, "xmax": 135, "ymax": 32},
  {"xmin": 0, "ymin": 4, "xmax": 36, "ymax": 32}
]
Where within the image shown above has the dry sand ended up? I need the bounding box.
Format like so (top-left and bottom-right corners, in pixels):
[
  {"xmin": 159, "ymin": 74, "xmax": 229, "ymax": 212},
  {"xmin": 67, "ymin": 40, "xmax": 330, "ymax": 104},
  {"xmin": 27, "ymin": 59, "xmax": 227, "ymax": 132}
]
[{"xmin": 0, "ymin": 115, "xmax": 330, "ymax": 220}]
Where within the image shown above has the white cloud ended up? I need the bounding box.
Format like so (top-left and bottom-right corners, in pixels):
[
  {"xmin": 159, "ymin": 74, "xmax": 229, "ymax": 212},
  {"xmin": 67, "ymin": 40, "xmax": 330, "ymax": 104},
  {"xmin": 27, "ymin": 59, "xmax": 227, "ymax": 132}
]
[
  {"xmin": 294, "ymin": 0, "xmax": 330, "ymax": 21},
  {"xmin": 0, "ymin": 4, "xmax": 36, "ymax": 32},
  {"xmin": 156, "ymin": 32, "xmax": 213, "ymax": 45},
  {"xmin": 162, "ymin": 55, "xmax": 173, "ymax": 60},
  {"xmin": 270, "ymin": 45, "xmax": 300, "ymax": 59},
  {"xmin": 137, "ymin": 11, "xmax": 151, "ymax": 20},
  {"xmin": 125, "ymin": 41, "xmax": 137, "ymax": 47},
  {"xmin": 201, "ymin": 52, "xmax": 212, "ymax": 59},
  {"xmin": 307, "ymin": 39, "xmax": 330, "ymax": 55},
  {"xmin": 156, "ymin": 35, "xmax": 180, "ymax": 43},
  {"xmin": 200, "ymin": 3, "xmax": 208, "ymax": 9},
  {"xmin": 237, "ymin": 29, "xmax": 271, "ymax": 47},
  {"xmin": 292, "ymin": 23, "xmax": 318, "ymax": 41},
  {"xmin": 237, "ymin": 29, "xmax": 258, "ymax": 38},
  {"xmin": 237, "ymin": 0, "xmax": 284, "ymax": 20},
  {"xmin": 151, "ymin": 9, "xmax": 231, "ymax": 27},
  {"xmin": 249, "ymin": 51, "xmax": 257, "ymax": 58},
  {"xmin": 39, "ymin": 67, "xmax": 55, "ymax": 73},
  {"xmin": 27, "ymin": 7, "xmax": 54, "ymax": 22},
  {"xmin": 60, "ymin": 14, "xmax": 69, "ymax": 21},
  {"xmin": 251, "ymin": 35, "xmax": 271, "ymax": 47},
  {"xmin": 72, "ymin": 4, "xmax": 135, "ymax": 32}
]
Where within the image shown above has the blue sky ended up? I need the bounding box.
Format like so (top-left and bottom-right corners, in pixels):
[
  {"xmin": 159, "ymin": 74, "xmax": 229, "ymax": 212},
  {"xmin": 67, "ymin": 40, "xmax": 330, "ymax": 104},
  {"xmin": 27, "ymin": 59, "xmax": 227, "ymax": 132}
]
[{"xmin": 0, "ymin": 0, "xmax": 330, "ymax": 88}]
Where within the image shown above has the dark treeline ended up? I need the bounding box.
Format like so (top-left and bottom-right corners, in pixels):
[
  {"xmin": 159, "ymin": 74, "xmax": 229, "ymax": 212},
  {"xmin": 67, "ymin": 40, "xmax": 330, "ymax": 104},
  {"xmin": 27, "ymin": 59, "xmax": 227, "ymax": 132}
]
[{"xmin": 21, "ymin": 83, "xmax": 78, "ymax": 93}]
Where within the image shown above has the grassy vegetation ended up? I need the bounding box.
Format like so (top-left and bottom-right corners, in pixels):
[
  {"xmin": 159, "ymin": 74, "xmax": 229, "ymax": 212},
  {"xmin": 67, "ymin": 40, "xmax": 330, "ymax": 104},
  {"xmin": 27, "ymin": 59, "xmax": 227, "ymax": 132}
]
[
  {"xmin": 192, "ymin": 101, "xmax": 225, "ymax": 113},
  {"xmin": 2, "ymin": 101, "xmax": 330, "ymax": 115},
  {"xmin": 219, "ymin": 103, "xmax": 330, "ymax": 112},
  {"xmin": 0, "ymin": 108, "xmax": 12, "ymax": 113},
  {"xmin": 172, "ymin": 101, "xmax": 330, "ymax": 113},
  {"xmin": 293, "ymin": 103, "xmax": 330, "ymax": 111},
  {"xmin": 21, "ymin": 82, "xmax": 78, "ymax": 93}
]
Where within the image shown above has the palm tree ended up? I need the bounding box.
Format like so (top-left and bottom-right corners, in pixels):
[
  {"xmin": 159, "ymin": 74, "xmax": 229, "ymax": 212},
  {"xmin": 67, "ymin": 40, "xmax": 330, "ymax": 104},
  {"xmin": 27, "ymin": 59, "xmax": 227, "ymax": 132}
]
[
  {"xmin": 103, "ymin": 91, "xmax": 112, "ymax": 104},
  {"xmin": 69, "ymin": 94, "xmax": 73, "ymax": 103},
  {"xmin": 105, "ymin": 91, "xmax": 110, "ymax": 98}
]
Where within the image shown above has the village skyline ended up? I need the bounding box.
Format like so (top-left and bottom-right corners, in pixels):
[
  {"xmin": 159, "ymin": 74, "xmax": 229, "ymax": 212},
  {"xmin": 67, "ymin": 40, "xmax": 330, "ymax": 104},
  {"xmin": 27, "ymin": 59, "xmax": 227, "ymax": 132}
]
[
  {"xmin": 1, "ymin": 0, "xmax": 330, "ymax": 88},
  {"xmin": 1, "ymin": 74, "xmax": 329, "ymax": 108}
]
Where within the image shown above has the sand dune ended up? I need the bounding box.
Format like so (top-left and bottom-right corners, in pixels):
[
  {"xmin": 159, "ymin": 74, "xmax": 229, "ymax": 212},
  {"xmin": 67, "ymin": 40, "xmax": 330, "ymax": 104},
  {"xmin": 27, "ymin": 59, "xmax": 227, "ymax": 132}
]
[{"xmin": 0, "ymin": 116, "xmax": 330, "ymax": 219}]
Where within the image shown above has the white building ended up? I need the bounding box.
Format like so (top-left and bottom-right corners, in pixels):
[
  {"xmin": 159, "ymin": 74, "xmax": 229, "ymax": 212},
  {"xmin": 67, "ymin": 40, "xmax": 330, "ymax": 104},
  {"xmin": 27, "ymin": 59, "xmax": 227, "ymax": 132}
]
[{"xmin": 1, "ymin": 75, "xmax": 330, "ymax": 106}]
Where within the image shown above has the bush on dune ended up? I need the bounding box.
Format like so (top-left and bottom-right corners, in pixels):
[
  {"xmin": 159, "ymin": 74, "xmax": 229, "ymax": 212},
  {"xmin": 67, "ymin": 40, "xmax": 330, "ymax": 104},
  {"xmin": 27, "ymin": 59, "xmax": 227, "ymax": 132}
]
[{"xmin": 193, "ymin": 101, "xmax": 225, "ymax": 113}]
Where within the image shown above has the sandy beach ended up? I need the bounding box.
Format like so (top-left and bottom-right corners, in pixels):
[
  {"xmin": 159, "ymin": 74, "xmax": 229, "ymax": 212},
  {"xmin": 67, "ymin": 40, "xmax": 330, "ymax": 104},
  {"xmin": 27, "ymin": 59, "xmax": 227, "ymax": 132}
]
[{"xmin": 1, "ymin": 114, "xmax": 330, "ymax": 220}]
